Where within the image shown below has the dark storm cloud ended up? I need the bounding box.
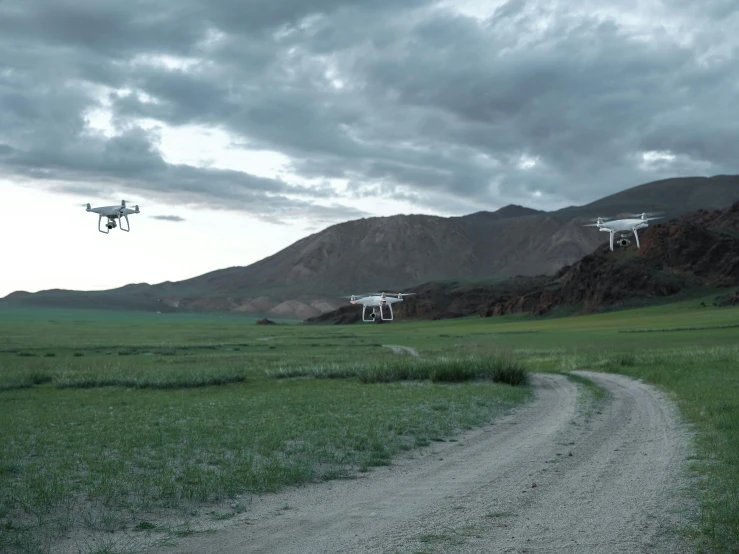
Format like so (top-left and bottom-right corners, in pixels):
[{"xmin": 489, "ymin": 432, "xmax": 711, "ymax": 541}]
[
  {"xmin": 151, "ymin": 215, "xmax": 186, "ymax": 222},
  {"xmin": 1, "ymin": 0, "xmax": 738, "ymax": 217},
  {"xmin": 0, "ymin": 1, "xmax": 203, "ymax": 57},
  {"xmin": 2, "ymin": 124, "xmax": 363, "ymax": 220}
]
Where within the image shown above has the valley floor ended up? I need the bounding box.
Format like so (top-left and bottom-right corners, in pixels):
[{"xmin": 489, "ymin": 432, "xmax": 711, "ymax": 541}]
[{"xmin": 145, "ymin": 372, "xmax": 695, "ymax": 554}]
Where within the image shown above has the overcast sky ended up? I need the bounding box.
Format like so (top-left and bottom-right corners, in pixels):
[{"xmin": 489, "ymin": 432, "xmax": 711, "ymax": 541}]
[{"xmin": 2, "ymin": 0, "xmax": 738, "ymax": 296}]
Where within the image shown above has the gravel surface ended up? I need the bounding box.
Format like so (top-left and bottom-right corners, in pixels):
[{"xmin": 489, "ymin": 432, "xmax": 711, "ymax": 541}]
[{"xmin": 148, "ymin": 371, "xmax": 695, "ymax": 554}]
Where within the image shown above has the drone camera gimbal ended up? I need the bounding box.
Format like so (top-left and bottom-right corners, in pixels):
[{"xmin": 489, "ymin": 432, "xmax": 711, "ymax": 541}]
[{"xmin": 363, "ymin": 303, "xmax": 394, "ymax": 323}]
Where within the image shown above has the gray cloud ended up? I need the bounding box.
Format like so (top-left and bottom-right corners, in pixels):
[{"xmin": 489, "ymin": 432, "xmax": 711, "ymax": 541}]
[
  {"xmin": 1, "ymin": 0, "xmax": 738, "ymax": 219},
  {"xmin": 151, "ymin": 215, "xmax": 186, "ymax": 222}
]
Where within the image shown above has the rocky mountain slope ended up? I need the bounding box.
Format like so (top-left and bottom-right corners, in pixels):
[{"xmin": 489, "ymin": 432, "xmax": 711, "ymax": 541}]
[
  {"xmin": 486, "ymin": 200, "xmax": 739, "ymax": 317},
  {"xmin": 313, "ymin": 200, "xmax": 739, "ymax": 323},
  {"xmin": 4, "ymin": 175, "xmax": 739, "ymax": 317}
]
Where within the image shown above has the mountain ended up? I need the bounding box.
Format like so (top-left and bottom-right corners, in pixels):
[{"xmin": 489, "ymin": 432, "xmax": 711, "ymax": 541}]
[
  {"xmin": 312, "ymin": 199, "xmax": 739, "ymax": 323},
  {"xmin": 3, "ymin": 175, "xmax": 739, "ymax": 317}
]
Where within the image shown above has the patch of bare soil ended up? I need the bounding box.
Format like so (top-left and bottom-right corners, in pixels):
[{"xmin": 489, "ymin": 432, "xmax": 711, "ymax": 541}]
[{"xmin": 382, "ymin": 344, "xmax": 420, "ymax": 357}]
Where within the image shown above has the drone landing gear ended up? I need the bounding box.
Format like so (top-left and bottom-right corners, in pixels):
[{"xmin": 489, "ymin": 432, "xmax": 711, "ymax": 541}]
[
  {"xmin": 119, "ymin": 215, "xmax": 130, "ymax": 232},
  {"xmin": 98, "ymin": 215, "xmax": 130, "ymax": 233},
  {"xmin": 611, "ymin": 231, "xmax": 640, "ymax": 250},
  {"xmin": 363, "ymin": 304, "xmax": 394, "ymax": 323},
  {"xmin": 614, "ymin": 230, "xmax": 640, "ymax": 249}
]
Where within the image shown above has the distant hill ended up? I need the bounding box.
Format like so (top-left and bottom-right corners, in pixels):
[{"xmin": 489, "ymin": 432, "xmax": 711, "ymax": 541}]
[
  {"xmin": 312, "ymin": 199, "xmax": 739, "ymax": 323},
  {"xmin": 3, "ymin": 174, "xmax": 739, "ymax": 317},
  {"xmin": 551, "ymin": 175, "xmax": 739, "ymax": 222}
]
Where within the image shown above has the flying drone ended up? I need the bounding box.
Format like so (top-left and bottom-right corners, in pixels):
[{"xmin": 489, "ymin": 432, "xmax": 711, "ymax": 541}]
[
  {"xmin": 583, "ymin": 212, "xmax": 662, "ymax": 251},
  {"xmin": 86, "ymin": 200, "xmax": 140, "ymax": 234},
  {"xmin": 344, "ymin": 292, "xmax": 416, "ymax": 323}
]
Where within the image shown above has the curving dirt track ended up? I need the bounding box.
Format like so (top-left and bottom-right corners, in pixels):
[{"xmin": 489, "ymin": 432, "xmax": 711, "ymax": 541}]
[{"xmin": 150, "ymin": 372, "xmax": 695, "ymax": 554}]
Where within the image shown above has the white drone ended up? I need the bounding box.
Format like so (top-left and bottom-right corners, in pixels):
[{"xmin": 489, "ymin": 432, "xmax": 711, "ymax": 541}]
[
  {"xmin": 583, "ymin": 212, "xmax": 662, "ymax": 250},
  {"xmin": 345, "ymin": 292, "xmax": 416, "ymax": 323},
  {"xmin": 86, "ymin": 200, "xmax": 140, "ymax": 234}
]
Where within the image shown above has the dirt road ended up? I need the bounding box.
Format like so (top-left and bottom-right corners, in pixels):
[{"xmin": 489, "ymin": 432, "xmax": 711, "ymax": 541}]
[{"xmin": 150, "ymin": 372, "xmax": 694, "ymax": 553}]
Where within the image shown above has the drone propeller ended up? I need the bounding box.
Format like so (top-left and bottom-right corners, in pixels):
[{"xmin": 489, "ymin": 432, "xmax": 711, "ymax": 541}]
[
  {"xmin": 121, "ymin": 199, "xmax": 141, "ymax": 210},
  {"xmin": 582, "ymin": 216, "xmax": 610, "ymax": 227},
  {"xmin": 627, "ymin": 211, "xmax": 663, "ymax": 217},
  {"xmin": 348, "ymin": 292, "xmax": 416, "ymax": 298},
  {"xmin": 627, "ymin": 211, "xmax": 663, "ymax": 221}
]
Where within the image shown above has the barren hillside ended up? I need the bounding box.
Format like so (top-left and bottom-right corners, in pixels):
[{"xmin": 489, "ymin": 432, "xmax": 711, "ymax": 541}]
[{"xmin": 3, "ymin": 175, "xmax": 739, "ymax": 318}]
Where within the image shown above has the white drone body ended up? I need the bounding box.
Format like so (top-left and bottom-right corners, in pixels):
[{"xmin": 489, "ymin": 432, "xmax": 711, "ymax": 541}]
[
  {"xmin": 86, "ymin": 200, "xmax": 140, "ymax": 234},
  {"xmin": 584, "ymin": 212, "xmax": 662, "ymax": 251},
  {"xmin": 347, "ymin": 292, "xmax": 416, "ymax": 323}
]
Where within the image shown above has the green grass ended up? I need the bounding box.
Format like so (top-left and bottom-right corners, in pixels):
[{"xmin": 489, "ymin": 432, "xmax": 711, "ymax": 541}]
[
  {"xmin": 564, "ymin": 372, "xmax": 609, "ymax": 418},
  {"xmin": 0, "ymin": 309, "xmax": 530, "ymax": 553},
  {"xmin": 0, "ymin": 297, "xmax": 738, "ymax": 553}
]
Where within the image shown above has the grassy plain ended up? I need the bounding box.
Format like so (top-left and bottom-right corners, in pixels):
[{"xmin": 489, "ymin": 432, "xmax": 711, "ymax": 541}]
[
  {"xmin": 0, "ymin": 309, "xmax": 529, "ymax": 553},
  {"xmin": 1, "ymin": 293, "xmax": 738, "ymax": 553}
]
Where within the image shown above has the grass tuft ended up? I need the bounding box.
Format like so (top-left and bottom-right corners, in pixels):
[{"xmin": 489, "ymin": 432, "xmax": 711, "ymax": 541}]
[
  {"xmin": 54, "ymin": 371, "xmax": 246, "ymax": 390},
  {"xmin": 270, "ymin": 355, "xmax": 528, "ymax": 386}
]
